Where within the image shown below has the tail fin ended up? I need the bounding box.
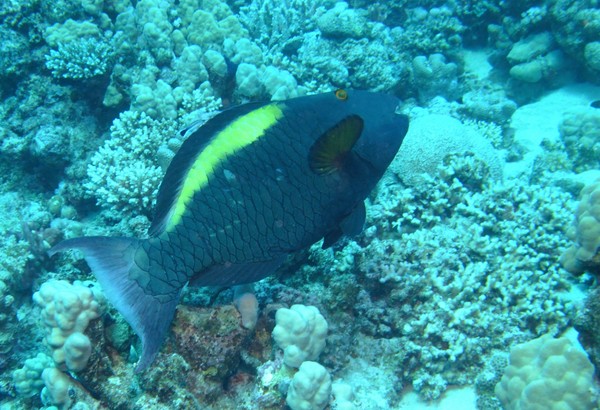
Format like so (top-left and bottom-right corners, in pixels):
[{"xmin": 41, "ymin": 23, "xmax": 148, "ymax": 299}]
[{"xmin": 49, "ymin": 237, "xmax": 181, "ymax": 372}]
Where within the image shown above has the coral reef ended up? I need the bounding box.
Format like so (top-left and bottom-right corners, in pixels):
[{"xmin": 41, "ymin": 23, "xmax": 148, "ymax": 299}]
[
  {"xmin": 296, "ymin": 26, "xmax": 405, "ymax": 92},
  {"xmin": 170, "ymin": 305, "xmax": 252, "ymax": 382},
  {"xmin": 32, "ymin": 279, "xmax": 104, "ymax": 371},
  {"xmin": 1, "ymin": 0, "xmax": 598, "ymax": 408},
  {"xmin": 495, "ymin": 332, "xmax": 598, "ymax": 409},
  {"xmin": 559, "ymin": 107, "xmax": 600, "ymax": 173},
  {"xmin": 1, "ymin": 76, "xmax": 102, "ymax": 180},
  {"xmin": 286, "ymin": 361, "xmax": 331, "ymax": 410},
  {"xmin": 289, "ymin": 152, "xmax": 577, "ymax": 402},
  {"xmin": 0, "ymin": 27, "xmax": 31, "ymax": 82},
  {"xmin": 45, "ymin": 37, "xmax": 113, "ymax": 80},
  {"xmin": 394, "ymin": 6, "xmax": 464, "ymax": 56},
  {"xmin": 474, "ymin": 352, "xmax": 507, "ymax": 410},
  {"xmin": 272, "ymin": 305, "xmax": 328, "ymax": 368},
  {"xmin": 392, "ymin": 114, "xmax": 503, "ymax": 186},
  {"xmin": 0, "ymin": 190, "xmax": 60, "ymax": 377},
  {"xmin": 561, "ymin": 179, "xmax": 600, "ymax": 275},
  {"xmin": 485, "ymin": 1, "xmax": 600, "ymax": 102},
  {"xmin": 575, "ymin": 286, "xmax": 600, "ymax": 375},
  {"xmin": 550, "ymin": 0, "xmax": 600, "ymax": 78}
]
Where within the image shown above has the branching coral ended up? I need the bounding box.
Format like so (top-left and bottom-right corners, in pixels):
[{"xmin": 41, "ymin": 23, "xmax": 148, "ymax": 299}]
[
  {"xmin": 297, "ymin": 155, "xmax": 576, "ymax": 401},
  {"xmin": 84, "ymin": 110, "xmax": 177, "ymax": 218},
  {"xmin": 238, "ymin": 0, "xmax": 321, "ymax": 55},
  {"xmin": 45, "ymin": 38, "xmax": 113, "ymax": 80}
]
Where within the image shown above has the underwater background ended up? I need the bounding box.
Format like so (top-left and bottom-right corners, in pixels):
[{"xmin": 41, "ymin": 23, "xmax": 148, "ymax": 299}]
[{"xmin": 1, "ymin": 0, "xmax": 600, "ymax": 409}]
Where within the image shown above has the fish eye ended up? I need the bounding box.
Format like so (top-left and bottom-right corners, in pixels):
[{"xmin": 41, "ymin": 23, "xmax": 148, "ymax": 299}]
[{"xmin": 335, "ymin": 89, "xmax": 348, "ymax": 101}]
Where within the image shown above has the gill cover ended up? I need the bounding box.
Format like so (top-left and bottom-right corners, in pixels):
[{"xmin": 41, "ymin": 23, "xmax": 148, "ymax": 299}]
[{"xmin": 308, "ymin": 115, "xmax": 364, "ymax": 175}]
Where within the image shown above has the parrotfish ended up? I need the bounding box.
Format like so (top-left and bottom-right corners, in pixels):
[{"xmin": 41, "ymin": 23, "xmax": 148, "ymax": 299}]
[{"xmin": 50, "ymin": 90, "xmax": 409, "ymax": 371}]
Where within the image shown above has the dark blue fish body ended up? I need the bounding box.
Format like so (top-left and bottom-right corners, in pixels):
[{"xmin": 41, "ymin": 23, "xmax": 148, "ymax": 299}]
[{"xmin": 50, "ymin": 90, "xmax": 409, "ymax": 371}]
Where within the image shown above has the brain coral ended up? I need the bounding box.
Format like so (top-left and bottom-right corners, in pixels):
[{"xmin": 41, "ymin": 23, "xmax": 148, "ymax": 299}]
[{"xmin": 391, "ymin": 114, "xmax": 503, "ymax": 186}]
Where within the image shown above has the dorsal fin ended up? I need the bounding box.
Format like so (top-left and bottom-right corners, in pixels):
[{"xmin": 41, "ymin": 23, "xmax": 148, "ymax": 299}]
[{"xmin": 149, "ymin": 101, "xmax": 270, "ymax": 236}]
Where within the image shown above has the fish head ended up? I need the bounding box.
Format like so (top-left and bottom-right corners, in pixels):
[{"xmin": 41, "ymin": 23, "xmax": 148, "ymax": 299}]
[
  {"xmin": 305, "ymin": 90, "xmax": 409, "ymax": 180},
  {"xmin": 344, "ymin": 90, "xmax": 409, "ymax": 176}
]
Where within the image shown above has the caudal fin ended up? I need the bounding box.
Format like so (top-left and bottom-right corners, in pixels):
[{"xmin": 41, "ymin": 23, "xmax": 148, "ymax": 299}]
[{"xmin": 49, "ymin": 236, "xmax": 181, "ymax": 372}]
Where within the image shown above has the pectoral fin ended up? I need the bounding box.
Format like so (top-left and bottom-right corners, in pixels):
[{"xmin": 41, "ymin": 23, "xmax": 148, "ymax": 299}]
[{"xmin": 322, "ymin": 201, "xmax": 366, "ymax": 248}]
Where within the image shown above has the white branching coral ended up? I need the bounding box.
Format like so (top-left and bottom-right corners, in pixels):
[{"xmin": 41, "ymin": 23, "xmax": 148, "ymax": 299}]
[
  {"xmin": 85, "ymin": 110, "xmax": 177, "ymax": 217},
  {"xmin": 45, "ymin": 38, "xmax": 112, "ymax": 79}
]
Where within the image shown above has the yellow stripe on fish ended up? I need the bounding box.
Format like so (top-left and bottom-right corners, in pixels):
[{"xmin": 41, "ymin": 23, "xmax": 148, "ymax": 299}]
[{"xmin": 166, "ymin": 104, "xmax": 284, "ymax": 231}]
